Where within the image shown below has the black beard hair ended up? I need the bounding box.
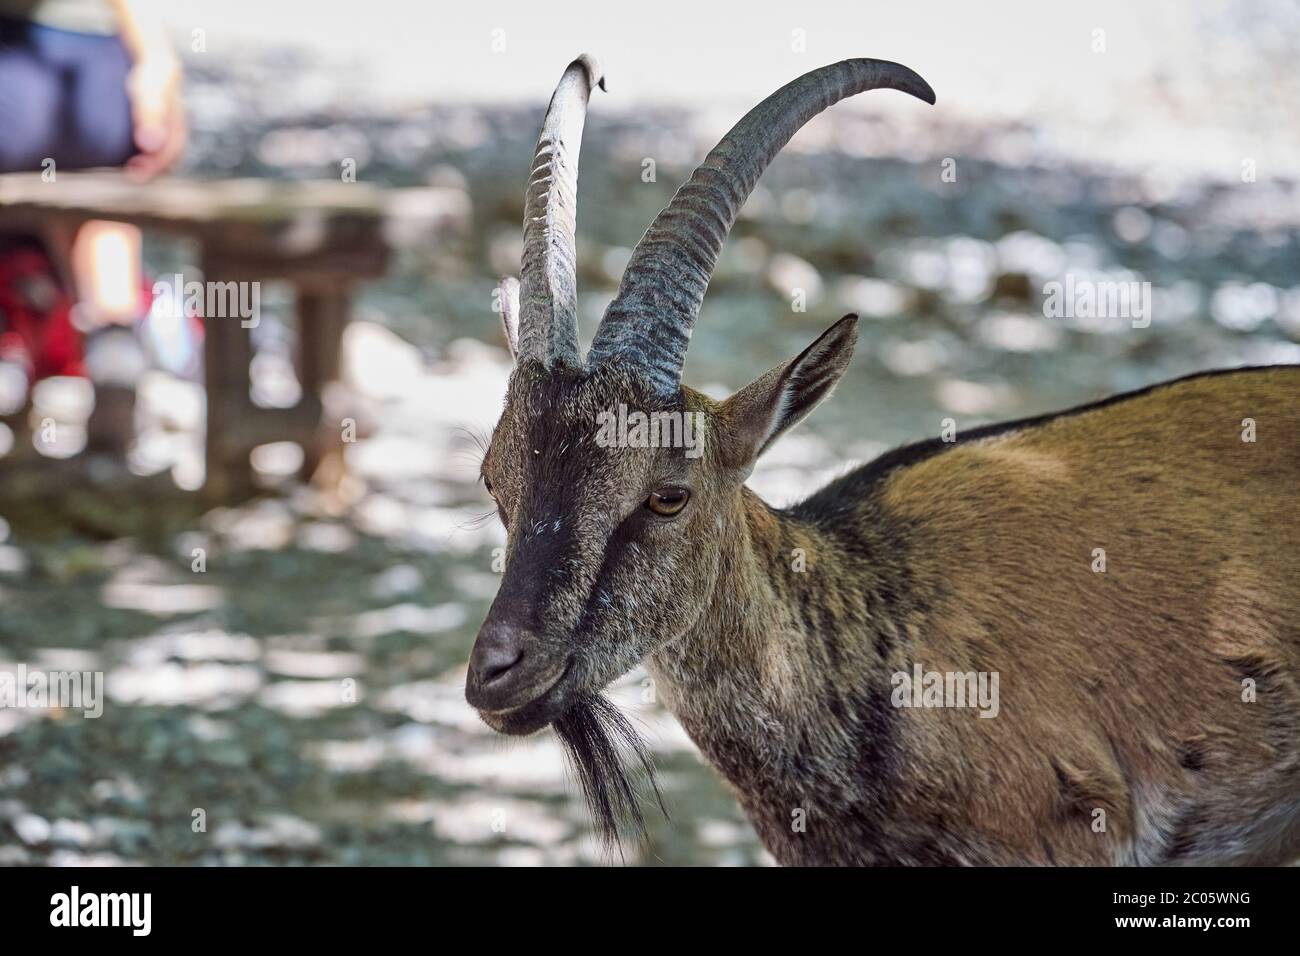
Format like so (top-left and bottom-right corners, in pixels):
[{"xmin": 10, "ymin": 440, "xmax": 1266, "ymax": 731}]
[{"xmin": 553, "ymin": 692, "xmax": 666, "ymax": 855}]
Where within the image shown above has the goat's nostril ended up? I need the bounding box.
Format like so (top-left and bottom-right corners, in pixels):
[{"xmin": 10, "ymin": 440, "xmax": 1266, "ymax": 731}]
[
  {"xmin": 479, "ymin": 647, "xmax": 524, "ymax": 685},
  {"xmin": 471, "ymin": 631, "xmax": 526, "ymax": 687}
]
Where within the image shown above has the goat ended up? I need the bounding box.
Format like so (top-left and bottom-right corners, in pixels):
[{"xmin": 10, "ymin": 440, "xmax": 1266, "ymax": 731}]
[{"xmin": 464, "ymin": 55, "xmax": 1300, "ymax": 865}]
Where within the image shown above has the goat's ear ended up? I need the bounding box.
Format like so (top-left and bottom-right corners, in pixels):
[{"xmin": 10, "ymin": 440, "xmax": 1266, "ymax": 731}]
[
  {"xmin": 499, "ymin": 277, "xmax": 521, "ymax": 359},
  {"xmin": 718, "ymin": 314, "xmax": 858, "ymax": 469}
]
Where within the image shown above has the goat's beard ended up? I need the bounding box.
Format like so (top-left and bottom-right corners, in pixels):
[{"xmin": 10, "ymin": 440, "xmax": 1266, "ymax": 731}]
[{"xmin": 553, "ymin": 692, "xmax": 665, "ymax": 855}]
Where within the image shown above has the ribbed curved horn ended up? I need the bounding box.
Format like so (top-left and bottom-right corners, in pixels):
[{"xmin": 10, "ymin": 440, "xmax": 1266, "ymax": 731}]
[
  {"xmin": 588, "ymin": 58, "xmax": 934, "ymax": 394},
  {"xmin": 516, "ymin": 54, "xmax": 605, "ymax": 367}
]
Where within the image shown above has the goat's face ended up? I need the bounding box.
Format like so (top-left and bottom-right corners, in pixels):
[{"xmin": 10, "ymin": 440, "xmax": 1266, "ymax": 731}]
[
  {"xmin": 466, "ymin": 307, "xmax": 859, "ymax": 735},
  {"xmin": 466, "ymin": 360, "xmax": 729, "ymax": 735}
]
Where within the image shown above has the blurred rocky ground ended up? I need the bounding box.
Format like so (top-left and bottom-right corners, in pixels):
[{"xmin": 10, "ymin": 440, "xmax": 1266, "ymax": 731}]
[{"xmin": 1, "ymin": 44, "xmax": 1298, "ymax": 865}]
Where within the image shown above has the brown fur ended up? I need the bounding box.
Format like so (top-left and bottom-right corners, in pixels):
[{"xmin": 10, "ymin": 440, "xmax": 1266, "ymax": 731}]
[{"xmin": 647, "ymin": 367, "xmax": 1300, "ymax": 864}]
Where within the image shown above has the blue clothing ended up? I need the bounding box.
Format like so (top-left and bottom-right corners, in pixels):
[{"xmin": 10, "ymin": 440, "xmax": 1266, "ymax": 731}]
[{"xmin": 0, "ymin": 15, "xmax": 134, "ymax": 172}]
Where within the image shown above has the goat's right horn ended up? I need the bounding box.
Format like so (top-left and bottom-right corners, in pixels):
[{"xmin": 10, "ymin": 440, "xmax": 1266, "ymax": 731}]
[
  {"xmin": 516, "ymin": 54, "xmax": 606, "ymax": 369},
  {"xmin": 587, "ymin": 58, "xmax": 934, "ymax": 395}
]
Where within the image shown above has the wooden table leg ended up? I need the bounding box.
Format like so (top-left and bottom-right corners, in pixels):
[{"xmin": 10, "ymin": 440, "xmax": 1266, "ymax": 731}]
[
  {"xmin": 296, "ymin": 284, "xmax": 350, "ymax": 485},
  {"xmin": 201, "ymin": 256, "xmax": 257, "ymax": 503}
]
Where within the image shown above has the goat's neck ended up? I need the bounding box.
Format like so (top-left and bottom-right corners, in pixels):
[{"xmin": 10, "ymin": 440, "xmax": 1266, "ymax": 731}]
[{"xmin": 647, "ymin": 487, "xmax": 904, "ymax": 816}]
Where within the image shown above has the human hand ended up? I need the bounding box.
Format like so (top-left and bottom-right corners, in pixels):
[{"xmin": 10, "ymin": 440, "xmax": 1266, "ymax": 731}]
[{"xmin": 124, "ymin": 50, "xmax": 186, "ymax": 178}]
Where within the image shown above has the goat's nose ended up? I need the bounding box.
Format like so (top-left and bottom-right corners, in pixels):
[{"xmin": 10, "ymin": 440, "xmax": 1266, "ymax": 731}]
[{"xmin": 469, "ymin": 624, "xmax": 526, "ymax": 687}]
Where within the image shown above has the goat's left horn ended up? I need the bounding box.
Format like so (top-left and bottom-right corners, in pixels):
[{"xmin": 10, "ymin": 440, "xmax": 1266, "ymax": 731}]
[
  {"xmin": 516, "ymin": 54, "xmax": 606, "ymax": 368},
  {"xmin": 588, "ymin": 58, "xmax": 934, "ymax": 395}
]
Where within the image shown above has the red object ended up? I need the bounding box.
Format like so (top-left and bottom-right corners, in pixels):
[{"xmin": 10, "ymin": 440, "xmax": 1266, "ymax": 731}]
[
  {"xmin": 0, "ymin": 245, "xmax": 83, "ymax": 380},
  {"xmin": 0, "ymin": 243, "xmax": 163, "ymax": 384}
]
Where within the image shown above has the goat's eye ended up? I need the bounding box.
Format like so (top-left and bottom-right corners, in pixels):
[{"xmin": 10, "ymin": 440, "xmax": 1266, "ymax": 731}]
[
  {"xmin": 483, "ymin": 477, "xmax": 510, "ymax": 527},
  {"xmin": 647, "ymin": 487, "xmax": 690, "ymax": 516}
]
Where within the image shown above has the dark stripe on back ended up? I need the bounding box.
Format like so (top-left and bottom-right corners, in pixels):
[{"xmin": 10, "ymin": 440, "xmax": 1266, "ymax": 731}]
[{"xmin": 793, "ymin": 364, "xmax": 1295, "ymax": 526}]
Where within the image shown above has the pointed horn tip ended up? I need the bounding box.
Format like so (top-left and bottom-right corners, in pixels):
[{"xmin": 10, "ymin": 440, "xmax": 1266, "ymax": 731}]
[
  {"xmin": 572, "ymin": 54, "xmax": 607, "ymax": 93},
  {"xmin": 842, "ymin": 57, "xmax": 936, "ymax": 105},
  {"xmin": 883, "ymin": 59, "xmax": 935, "ymax": 105}
]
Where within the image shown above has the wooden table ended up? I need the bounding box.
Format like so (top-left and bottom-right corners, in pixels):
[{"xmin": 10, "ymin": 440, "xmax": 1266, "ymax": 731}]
[{"xmin": 0, "ymin": 172, "xmax": 406, "ymax": 501}]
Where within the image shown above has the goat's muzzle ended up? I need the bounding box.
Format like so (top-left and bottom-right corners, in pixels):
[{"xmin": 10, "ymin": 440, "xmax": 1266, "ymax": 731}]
[{"xmin": 466, "ymin": 619, "xmax": 573, "ymax": 734}]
